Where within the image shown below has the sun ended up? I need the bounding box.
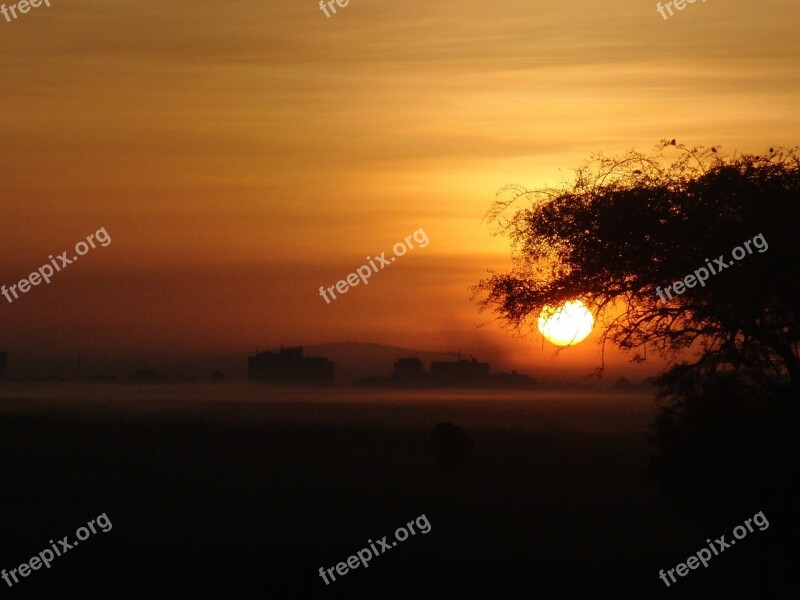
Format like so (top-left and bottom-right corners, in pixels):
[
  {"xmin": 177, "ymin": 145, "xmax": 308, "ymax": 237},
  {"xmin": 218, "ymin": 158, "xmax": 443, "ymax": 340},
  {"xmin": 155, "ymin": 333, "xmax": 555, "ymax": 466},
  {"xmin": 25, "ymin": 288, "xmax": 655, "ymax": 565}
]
[{"xmin": 537, "ymin": 300, "xmax": 595, "ymax": 346}]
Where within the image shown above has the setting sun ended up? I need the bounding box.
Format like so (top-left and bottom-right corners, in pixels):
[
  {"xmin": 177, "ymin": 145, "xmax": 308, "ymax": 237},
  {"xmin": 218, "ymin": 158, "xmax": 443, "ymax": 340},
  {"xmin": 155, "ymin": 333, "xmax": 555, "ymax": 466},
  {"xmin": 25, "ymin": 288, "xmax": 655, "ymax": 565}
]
[{"xmin": 537, "ymin": 300, "xmax": 595, "ymax": 346}]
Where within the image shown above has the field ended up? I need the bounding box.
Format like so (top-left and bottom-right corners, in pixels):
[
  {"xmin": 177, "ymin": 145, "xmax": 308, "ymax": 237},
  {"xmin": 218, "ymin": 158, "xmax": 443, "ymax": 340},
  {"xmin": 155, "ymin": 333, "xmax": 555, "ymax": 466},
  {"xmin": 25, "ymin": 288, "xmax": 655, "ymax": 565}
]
[{"xmin": 0, "ymin": 384, "xmax": 775, "ymax": 598}]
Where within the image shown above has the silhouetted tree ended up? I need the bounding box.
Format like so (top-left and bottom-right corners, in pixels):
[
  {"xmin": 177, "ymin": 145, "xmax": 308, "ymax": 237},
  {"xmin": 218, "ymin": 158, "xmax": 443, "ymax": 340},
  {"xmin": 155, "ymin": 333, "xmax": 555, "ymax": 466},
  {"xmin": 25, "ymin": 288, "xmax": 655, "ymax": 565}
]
[
  {"xmin": 648, "ymin": 366, "xmax": 795, "ymax": 522},
  {"xmin": 476, "ymin": 142, "xmax": 799, "ymax": 593},
  {"xmin": 431, "ymin": 422, "xmax": 474, "ymax": 473},
  {"xmin": 475, "ymin": 141, "xmax": 800, "ymax": 394}
]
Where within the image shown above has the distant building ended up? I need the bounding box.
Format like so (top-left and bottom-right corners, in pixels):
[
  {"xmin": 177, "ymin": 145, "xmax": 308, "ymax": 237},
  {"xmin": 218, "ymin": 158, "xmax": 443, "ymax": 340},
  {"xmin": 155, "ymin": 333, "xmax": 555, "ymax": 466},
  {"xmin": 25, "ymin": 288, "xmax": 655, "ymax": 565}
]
[
  {"xmin": 355, "ymin": 353, "xmax": 535, "ymax": 389},
  {"xmin": 392, "ymin": 357, "xmax": 426, "ymax": 386},
  {"xmin": 0, "ymin": 352, "xmax": 6, "ymax": 381},
  {"xmin": 430, "ymin": 358, "xmax": 490, "ymax": 387},
  {"xmin": 490, "ymin": 370, "xmax": 536, "ymax": 388},
  {"xmin": 248, "ymin": 346, "xmax": 334, "ymax": 386}
]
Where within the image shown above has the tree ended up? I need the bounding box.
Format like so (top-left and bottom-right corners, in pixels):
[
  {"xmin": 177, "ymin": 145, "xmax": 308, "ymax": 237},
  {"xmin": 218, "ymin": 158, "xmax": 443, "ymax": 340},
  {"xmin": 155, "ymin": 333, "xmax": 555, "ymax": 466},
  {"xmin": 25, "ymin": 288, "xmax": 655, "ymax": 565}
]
[
  {"xmin": 475, "ymin": 143, "xmax": 799, "ymax": 594},
  {"xmin": 475, "ymin": 141, "xmax": 800, "ymax": 394}
]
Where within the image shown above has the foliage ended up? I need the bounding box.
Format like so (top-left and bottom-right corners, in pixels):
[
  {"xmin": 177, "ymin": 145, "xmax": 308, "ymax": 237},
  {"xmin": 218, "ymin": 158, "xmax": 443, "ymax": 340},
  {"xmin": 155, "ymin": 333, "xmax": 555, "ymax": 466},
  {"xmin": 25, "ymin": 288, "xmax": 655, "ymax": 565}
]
[{"xmin": 475, "ymin": 141, "xmax": 800, "ymax": 386}]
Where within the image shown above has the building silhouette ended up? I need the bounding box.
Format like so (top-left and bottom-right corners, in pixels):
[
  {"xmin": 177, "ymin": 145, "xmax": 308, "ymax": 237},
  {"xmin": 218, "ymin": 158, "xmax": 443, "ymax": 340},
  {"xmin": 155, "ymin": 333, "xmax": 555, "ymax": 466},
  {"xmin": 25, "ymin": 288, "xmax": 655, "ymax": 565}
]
[
  {"xmin": 430, "ymin": 357, "xmax": 490, "ymax": 387},
  {"xmin": 490, "ymin": 370, "xmax": 536, "ymax": 388},
  {"xmin": 355, "ymin": 354, "xmax": 535, "ymax": 389},
  {"xmin": 392, "ymin": 357, "xmax": 427, "ymax": 386},
  {"xmin": 248, "ymin": 346, "xmax": 334, "ymax": 386}
]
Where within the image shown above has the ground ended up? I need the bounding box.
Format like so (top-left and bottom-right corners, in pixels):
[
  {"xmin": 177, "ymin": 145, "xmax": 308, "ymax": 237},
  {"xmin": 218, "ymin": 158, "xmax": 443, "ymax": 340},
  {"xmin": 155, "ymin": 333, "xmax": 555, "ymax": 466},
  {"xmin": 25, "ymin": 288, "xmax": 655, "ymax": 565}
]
[{"xmin": 0, "ymin": 385, "xmax": 778, "ymax": 598}]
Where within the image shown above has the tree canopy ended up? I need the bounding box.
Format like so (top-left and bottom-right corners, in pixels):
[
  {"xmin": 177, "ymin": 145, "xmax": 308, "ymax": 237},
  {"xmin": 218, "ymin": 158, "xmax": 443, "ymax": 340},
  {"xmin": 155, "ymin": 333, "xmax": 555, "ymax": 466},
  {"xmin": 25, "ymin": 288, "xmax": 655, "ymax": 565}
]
[{"xmin": 476, "ymin": 141, "xmax": 800, "ymax": 389}]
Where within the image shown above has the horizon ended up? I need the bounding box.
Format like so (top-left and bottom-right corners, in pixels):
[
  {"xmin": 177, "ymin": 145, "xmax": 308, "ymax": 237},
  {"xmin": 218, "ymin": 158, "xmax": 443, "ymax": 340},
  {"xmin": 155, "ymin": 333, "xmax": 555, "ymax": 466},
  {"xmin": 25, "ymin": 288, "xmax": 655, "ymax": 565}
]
[{"xmin": 0, "ymin": 340, "xmax": 659, "ymax": 384}]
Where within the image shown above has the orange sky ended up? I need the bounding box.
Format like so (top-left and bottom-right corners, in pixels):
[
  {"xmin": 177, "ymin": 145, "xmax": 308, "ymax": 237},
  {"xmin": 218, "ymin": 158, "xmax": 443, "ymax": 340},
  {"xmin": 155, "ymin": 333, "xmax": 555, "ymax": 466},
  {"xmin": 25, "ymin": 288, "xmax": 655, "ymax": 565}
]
[{"xmin": 2, "ymin": 0, "xmax": 799, "ymax": 378}]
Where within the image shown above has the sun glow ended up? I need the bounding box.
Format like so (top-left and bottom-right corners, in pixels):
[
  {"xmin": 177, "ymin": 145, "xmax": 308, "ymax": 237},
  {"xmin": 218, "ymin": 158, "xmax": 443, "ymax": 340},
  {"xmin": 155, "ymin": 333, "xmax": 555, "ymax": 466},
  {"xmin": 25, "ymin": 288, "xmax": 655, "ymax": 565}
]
[{"xmin": 537, "ymin": 300, "xmax": 595, "ymax": 346}]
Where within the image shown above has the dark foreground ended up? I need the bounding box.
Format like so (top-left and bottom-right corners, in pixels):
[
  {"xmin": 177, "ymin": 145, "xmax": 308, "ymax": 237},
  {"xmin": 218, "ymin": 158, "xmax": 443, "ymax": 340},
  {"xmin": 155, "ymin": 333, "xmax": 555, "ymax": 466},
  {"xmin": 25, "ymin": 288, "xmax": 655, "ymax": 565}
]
[{"xmin": 0, "ymin": 385, "xmax": 784, "ymax": 598}]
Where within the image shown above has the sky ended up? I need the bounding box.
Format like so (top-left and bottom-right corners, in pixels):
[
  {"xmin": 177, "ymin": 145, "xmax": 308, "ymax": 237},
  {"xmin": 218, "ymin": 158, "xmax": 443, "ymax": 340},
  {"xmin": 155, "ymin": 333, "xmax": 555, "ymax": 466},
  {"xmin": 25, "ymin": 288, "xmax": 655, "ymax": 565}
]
[{"xmin": 1, "ymin": 0, "xmax": 799, "ymax": 379}]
